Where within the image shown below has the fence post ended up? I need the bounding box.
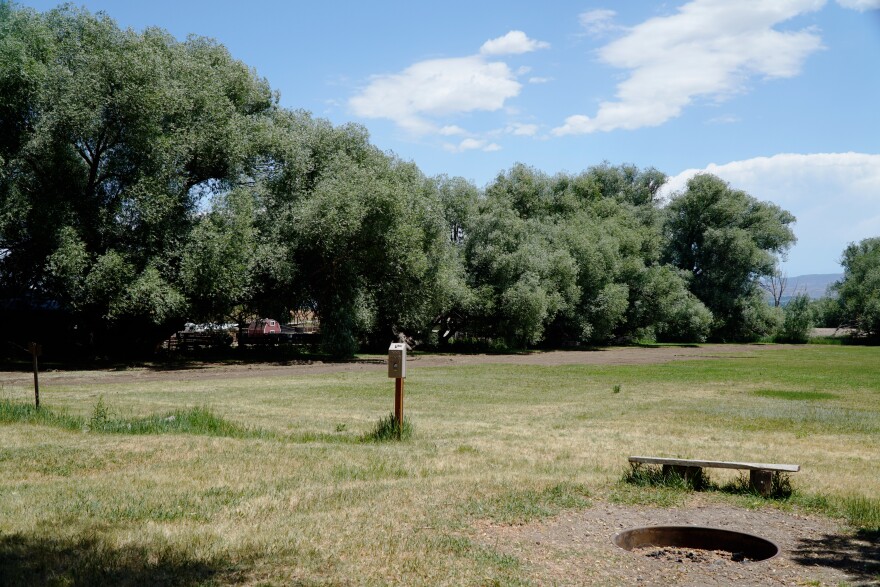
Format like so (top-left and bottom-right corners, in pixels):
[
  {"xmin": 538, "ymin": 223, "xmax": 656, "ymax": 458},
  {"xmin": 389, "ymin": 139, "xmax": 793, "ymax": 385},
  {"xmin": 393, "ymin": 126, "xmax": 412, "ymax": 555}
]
[{"xmin": 29, "ymin": 342, "xmax": 41, "ymax": 409}]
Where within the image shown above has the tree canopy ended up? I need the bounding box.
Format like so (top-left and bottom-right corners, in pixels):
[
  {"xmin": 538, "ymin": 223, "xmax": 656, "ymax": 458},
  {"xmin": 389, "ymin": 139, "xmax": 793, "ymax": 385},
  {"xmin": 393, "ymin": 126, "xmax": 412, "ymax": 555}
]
[
  {"xmin": 834, "ymin": 237, "xmax": 880, "ymax": 340},
  {"xmin": 1, "ymin": 3, "xmax": 275, "ymax": 351},
  {"xmin": 662, "ymin": 174, "xmax": 796, "ymax": 340},
  {"xmin": 1, "ymin": 4, "xmax": 808, "ymax": 358}
]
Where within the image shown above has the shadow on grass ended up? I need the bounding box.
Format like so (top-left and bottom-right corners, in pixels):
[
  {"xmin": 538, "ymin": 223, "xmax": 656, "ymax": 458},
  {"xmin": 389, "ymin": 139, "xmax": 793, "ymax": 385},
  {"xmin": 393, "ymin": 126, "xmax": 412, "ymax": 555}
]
[
  {"xmin": 0, "ymin": 533, "xmax": 245, "ymax": 587},
  {"xmin": 791, "ymin": 529, "xmax": 880, "ymax": 586}
]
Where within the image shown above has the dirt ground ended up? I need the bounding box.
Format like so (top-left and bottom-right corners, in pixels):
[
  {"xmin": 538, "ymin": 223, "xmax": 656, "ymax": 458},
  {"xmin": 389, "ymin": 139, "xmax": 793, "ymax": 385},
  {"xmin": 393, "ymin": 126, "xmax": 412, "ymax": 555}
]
[{"xmin": 476, "ymin": 495, "xmax": 878, "ymax": 586}]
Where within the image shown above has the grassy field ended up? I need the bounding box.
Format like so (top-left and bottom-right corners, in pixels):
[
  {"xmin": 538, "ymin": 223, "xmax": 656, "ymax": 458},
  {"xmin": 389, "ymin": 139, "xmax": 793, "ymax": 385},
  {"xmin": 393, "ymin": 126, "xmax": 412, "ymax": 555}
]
[{"xmin": 0, "ymin": 345, "xmax": 878, "ymax": 585}]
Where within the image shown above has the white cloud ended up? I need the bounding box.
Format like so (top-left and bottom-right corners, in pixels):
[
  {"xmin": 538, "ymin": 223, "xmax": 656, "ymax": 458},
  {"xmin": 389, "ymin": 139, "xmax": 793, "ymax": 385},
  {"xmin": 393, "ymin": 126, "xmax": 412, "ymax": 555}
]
[
  {"xmin": 836, "ymin": 0, "xmax": 880, "ymax": 10},
  {"xmin": 528, "ymin": 76, "xmax": 552, "ymax": 84},
  {"xmin": 480, "ymin": 30, "xmax": 550, "ymax": 56},
  {"xmin": 506, "ymin": 122, "xmax": 539, "ymax": 136},
  {"xmin": 579, "ymin": 9, "xmax": 620, "ymax": 36},
  {"xmin": 350, "ymin": 30, "xmax": 548, "ymax": 137},
  {"xmin": 350, "ymin": 56, "xmax": 521, "ymax": 134},
  {"xmin": 554, "ymin": 0, "xmax": 825, "ymax": 136},
  {"xmin": 706, "ymin": 114, "xmax": 741, "ymax": 124},
  {"xmin": 658, "ymin": 152, "xmax": 880, "ymax": 274},
  {"xmin": 439, "ymin": 125, "xmax": 468, "ymax": 136},
  {"xmin": 443, "ymin": 138, "xmax": 503, "ymax": 153}
]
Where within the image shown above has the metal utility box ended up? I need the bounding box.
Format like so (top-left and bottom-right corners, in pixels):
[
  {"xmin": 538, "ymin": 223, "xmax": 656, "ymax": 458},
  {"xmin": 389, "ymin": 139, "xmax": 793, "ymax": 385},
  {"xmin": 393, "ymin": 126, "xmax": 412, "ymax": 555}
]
[{"xmin": 388, "ymin": 343, "xmax": 407, "ymax": 378}]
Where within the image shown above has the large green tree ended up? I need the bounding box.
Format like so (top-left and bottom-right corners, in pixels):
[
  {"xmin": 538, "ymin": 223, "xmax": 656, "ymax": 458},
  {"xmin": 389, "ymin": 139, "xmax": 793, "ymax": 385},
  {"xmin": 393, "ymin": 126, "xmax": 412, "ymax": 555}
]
[
  {"xmin": 834, "ymin": 237, "xmax": 880, "ymax": 340},
  {"xmin": 0, "ymin": 4, "xmax": 275, "ymax": 352},
  {"xmin": 459, "ymin": 163, "xmax": 711, "ymax": 348},
  {"xmin": 662, "ymin": 174, "xmax": 796, "ymax": 340},
  {"xmin": 253, "ymin": 112, "xmax": 457, "ymax": 356}
]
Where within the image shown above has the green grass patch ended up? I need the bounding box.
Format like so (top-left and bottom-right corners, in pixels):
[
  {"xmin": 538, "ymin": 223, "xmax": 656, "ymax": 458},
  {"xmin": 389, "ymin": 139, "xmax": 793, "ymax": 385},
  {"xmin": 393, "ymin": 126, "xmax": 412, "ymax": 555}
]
[
  {"xmin": 465, "ymin": 481, "xmax": 591, "ymax": 524},
  {"xmin": 621, "ymin": 463, "xmax": 699, "ymax": 491},
  {"xmin": 0, "ymin": 400, "xmax": 82, "ymax": 430},
  {"xmin": 362, "ymin": 412, "xmax": 413, "ymax": 442},
  {"xmin": 753, "ymin": 389, "xmax": 838, "ymax": 401},
  {"xmin": 0, "ymin": 398, "xmax": 263, "ymax": 438},
  {"xmin": 839, "ymin": 495, "xmax": 880, "ymax": 530}
]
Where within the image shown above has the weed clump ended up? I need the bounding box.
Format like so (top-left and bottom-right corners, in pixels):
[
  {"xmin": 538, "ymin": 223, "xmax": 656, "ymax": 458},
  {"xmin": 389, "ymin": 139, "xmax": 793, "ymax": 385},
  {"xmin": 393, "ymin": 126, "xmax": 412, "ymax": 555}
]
[
  {"xmin": 622, "ymin": 463, "xmax": 706, "ymax": 490},
  {"xmin": 363, "ymin": 413, "xmax": 412, "ymax": 441},
  {"xmin": 0, "ymin": 398, "xmax": 261, "ymax": 438},
  {"xmin": 720, "ymin": 471, "xmax": 793, "ymax": 499},
  {"xmin": 840, "ymin": 495, "xmax": 880, "ymax": 530}
]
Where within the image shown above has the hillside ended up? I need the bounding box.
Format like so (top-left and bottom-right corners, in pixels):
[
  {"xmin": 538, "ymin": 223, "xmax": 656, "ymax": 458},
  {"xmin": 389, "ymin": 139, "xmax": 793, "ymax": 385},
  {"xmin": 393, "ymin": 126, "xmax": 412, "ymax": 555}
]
[{"xmin": 777, "ymin": 273, "xmax": 842, "ymax": 302}]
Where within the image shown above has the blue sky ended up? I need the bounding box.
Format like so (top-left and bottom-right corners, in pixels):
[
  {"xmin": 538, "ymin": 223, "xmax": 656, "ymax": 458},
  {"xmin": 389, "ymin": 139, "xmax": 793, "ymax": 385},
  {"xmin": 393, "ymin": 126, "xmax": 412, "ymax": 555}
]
[{"xmin": 17, "ymin": 0, "xmax": 880, "ymax": 276}]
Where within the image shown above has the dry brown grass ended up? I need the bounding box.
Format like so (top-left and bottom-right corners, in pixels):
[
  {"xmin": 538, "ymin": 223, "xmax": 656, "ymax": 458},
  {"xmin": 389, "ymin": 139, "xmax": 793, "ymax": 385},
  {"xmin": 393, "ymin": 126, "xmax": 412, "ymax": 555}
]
[{"xmin": 0, "ymin": 345, "xmax": 877, "ymax": 584}]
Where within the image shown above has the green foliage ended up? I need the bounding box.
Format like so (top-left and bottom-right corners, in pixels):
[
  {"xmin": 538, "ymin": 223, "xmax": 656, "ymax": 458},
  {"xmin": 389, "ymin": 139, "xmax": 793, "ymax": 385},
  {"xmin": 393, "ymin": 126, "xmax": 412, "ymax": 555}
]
[
  {"xmin": 0, "ymin": 398, "xmax": 259, "ymax": 437},
  {"xmin": 179, "ymin": 188, "xmax": 256, "ymax": 322},
  {"xmin": 0, "ymin": 4, "xmax": 798, "ymax": 358},
  {"xmin": 0, "ymin": 4, "xmax": 276, "ymax": 353},
  {"xmin": 663, "ymin": 174, "xmax": 796, "ymax": 341},
  {"xmin": 834, "ymin": 237, "xmax": 880, "ymax": 340},
  {"xmin": 0, "ymin": 399, "xmax": 82, "ymax": 430},
  {"xmin": 363, "ymin": 412, "xmax": 413, "ymax": 442},
  {"xmin": 459, "ymin": 163, "xmax": 711, "ymax": 348},
  {"xmin": 777, "ymin": 293, "xmax": 815, "ymax": 343},
  {"xmin": 840, "ymin": 495, "xmax": 880, "ymax": 530},
  {"xmin": 89, "ymin": 396, "xmax": 109, "ymax": 429},
  {"xmin": 622, "ymin": 463, "xmax": 704, "ymax": 491},
  {"xmin": 753, "ymin": 389, "xmax": 838, "ymax": 401},
  {"xmin": 811, "ymin": 296, "xmax": 844, "ymax": 329},
  {"xmin": 256, "ymin": 114, "xmax": 456, "ymax": 356}
]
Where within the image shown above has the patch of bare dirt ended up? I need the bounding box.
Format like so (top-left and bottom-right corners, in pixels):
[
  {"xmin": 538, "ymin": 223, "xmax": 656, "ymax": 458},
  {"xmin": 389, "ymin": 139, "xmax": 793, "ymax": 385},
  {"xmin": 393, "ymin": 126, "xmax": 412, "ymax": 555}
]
[
  {"xmin": 0, "ymin": 344, "xmax": 788, "ymax": 388},
  {"xmin": 474, "ymin": 496, "xmax": 878, "ymax": 586}
]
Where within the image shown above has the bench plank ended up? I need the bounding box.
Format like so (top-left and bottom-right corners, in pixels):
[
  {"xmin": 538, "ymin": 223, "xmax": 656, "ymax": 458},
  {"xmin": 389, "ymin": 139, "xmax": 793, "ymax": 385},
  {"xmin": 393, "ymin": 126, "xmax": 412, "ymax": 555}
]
[{"xmin": 629, "ymin": 456, "xmax": 799, "ymax": 473}]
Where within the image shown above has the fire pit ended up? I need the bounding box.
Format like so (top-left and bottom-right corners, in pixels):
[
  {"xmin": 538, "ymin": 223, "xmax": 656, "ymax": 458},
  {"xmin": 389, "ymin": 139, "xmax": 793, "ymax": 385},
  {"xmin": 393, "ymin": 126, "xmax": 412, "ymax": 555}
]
[{"xmin": 612, "ymin": 526, "xmax": 779, "ymax": 563}]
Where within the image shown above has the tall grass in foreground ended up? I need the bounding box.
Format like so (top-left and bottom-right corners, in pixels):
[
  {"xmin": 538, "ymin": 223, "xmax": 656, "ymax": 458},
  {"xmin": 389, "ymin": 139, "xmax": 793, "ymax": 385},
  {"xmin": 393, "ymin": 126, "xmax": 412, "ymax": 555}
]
[
  {"xmin": 0, "ymin": 399, "xmax": 82, "ymax": 430},
  {"xmin": 0, "ymin": 399, "xmax": 261, "ymax": 438},
  {"xmin": 362, "ymin": 412, "xmax": 413, "ymax": 441},
  {"xmin": 839, "ymin": 495, "xmax": 880, "ymax": 531}
]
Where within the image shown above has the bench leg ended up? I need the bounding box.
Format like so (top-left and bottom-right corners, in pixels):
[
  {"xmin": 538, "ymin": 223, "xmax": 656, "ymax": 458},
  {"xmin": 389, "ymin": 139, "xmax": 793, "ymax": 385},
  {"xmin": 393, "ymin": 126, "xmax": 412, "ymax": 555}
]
[
  {"xmin": 662, "ymin": 465, "xmax": 704, "ymax": 488},
  {"xmin": 750, "ymin": 470, "xmax": 773, "ymax": 496}
]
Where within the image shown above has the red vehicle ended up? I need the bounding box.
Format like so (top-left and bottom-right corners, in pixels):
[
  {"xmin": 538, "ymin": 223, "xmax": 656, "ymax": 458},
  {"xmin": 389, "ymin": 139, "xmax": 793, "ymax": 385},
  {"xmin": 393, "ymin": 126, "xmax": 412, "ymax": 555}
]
[{"xmin": 246, "ymin": 318, "xmax": 282, "ymax": 337}]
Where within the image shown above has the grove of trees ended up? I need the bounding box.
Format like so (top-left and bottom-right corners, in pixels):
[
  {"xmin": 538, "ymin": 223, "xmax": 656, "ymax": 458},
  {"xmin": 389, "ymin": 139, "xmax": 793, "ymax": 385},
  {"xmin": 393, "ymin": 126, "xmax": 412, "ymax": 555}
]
[
  {"xmin": 5, "ymin": 4, "xmax": 873, "ymax": 359},
  {"xmin": 832, "ymin": 237, "xmax": 880, "ymax": 340}
]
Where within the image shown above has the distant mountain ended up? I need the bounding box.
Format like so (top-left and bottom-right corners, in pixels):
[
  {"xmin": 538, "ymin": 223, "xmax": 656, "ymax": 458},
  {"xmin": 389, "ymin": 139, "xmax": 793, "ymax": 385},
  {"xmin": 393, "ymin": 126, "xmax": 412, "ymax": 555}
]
[{"xmin": 774, "ymin": 273, "xmax": 842, "ymax": 302}]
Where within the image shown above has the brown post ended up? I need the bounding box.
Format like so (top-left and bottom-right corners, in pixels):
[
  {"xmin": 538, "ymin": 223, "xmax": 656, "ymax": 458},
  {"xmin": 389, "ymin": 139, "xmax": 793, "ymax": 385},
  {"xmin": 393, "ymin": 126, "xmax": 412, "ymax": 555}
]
[
  {"xmin": 394, "ymin": 377, "xmax": 404, "ymax": 438},
  {"xmin": 29, "ymin": 342, "xmax": 40, "ymax": 409},
  {"xmin": 750, "ymin": 470, "xmax": 773, "ymax": 497}
]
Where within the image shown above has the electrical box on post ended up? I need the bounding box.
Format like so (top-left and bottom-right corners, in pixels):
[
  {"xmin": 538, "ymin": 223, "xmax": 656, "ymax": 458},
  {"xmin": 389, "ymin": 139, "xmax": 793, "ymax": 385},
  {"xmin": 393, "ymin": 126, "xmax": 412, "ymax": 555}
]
[{"xmin": 388, "ymin": 343, "xmax": 406, "ymax": 378}]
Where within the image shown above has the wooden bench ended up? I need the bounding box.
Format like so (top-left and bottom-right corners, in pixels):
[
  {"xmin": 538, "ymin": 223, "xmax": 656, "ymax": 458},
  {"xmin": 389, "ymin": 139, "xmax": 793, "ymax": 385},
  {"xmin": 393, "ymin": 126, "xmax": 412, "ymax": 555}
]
[{"xmin": 628, "ymin": 456, "xmax": 800, "ymax": 496}]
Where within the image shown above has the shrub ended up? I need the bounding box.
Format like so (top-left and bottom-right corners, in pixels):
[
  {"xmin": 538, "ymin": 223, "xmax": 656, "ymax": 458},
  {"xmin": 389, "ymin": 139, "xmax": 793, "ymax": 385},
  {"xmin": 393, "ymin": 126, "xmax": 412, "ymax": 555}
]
[{"xmin": 777, "ymin": 293, "xmax": 814, "ymax": 343}]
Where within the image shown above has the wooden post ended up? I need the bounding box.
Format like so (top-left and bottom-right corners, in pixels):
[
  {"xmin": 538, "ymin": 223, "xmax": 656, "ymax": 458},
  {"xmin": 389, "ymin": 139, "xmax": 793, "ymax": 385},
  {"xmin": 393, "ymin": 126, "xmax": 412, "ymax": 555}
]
[
  {"xmin": 394, "ymin": 377, "xmax": 404, "ymax": 438},
  {"xmin": 29, "ymin": 342, "xmax": 41, "ymax": 409},
  {"xmin": 750, "ymin": 469, "xmax": 773, "ymax": 497}
]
